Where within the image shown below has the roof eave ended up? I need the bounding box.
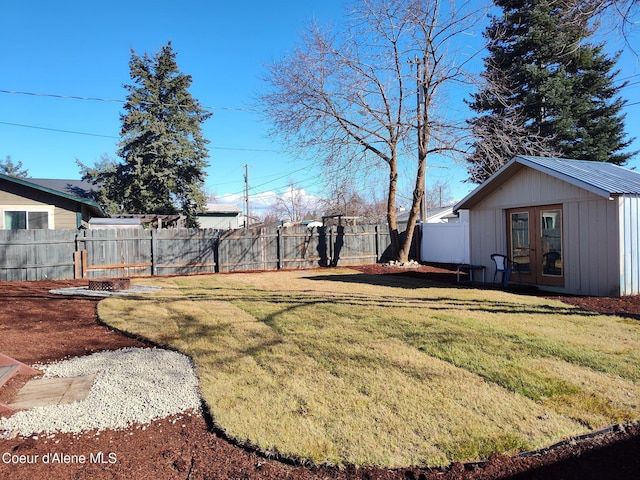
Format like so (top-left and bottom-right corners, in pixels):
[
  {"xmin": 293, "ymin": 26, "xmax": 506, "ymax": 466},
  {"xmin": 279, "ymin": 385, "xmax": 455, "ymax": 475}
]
[{"xmin": 453, "ymin": 156, "xmax": 616, "ymax": 213}]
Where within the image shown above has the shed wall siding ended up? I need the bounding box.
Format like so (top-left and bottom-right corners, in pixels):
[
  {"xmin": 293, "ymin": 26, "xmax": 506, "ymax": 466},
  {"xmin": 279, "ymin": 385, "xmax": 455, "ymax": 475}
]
[
  {"xmin": 571, "ymin": 198, "xmax": 620, "ymax": 296},
  {"xmin": 469, "ymin": 168, "xmax": 622, "ymax": 296},
  {"xmin": 620, "ymin": 195, "xmax": 640, "ymax": 296},
  {"xmin": 478, "ymin": 168, "xmax": 600, "ymax": 209}
]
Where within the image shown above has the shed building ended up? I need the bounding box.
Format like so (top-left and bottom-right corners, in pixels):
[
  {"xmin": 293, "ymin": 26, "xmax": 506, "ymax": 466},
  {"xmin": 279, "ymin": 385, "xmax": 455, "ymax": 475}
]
[
  {"xmin": 197, "ymin": 203, "xmax": 242, "ymax": 230},
  {"xmin": 454, "ymin": 156, "xmax": 640, "ymax": 297}
]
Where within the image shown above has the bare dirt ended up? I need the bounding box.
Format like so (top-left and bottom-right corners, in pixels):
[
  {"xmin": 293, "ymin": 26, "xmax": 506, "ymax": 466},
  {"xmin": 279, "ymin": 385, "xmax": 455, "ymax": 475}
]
[{"xmin": 1, "ymin": 266, "xmax": 639, "ymax": 480}]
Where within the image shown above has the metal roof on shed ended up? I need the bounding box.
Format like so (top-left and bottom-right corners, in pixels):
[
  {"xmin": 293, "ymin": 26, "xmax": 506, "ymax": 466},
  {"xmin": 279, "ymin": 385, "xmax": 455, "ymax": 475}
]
[
  {"xmin": 455, "ymin": 156, "xmax": 640, "ymax": 212},
  {"xmin": 517, "ymin": 156, "xmax": 640, "ymax": 195}
]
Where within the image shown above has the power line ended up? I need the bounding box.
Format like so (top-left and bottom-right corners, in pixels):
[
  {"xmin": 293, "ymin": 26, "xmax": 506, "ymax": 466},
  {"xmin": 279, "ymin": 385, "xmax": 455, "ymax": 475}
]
[
  {"xmin": 212, "ymin": 164, "xmax": 316, "ymax": 187},
  {"xmin": 0, "ymin": 121, "xmax": 118, "ymax": 139},
  {"xmin": 216, "ymin": 165, "xmax": 328, "ymax": 200},
  {"xmin": 0, "ymin": 120, "xmax": 281, "ymax": 152},
  {"xmin": 0, "ymin": 89, "xmax": 124, "ymax": 104},
  {"xmin": 0, "ymin": 89, "xmax": 255, "ymax": 113}
]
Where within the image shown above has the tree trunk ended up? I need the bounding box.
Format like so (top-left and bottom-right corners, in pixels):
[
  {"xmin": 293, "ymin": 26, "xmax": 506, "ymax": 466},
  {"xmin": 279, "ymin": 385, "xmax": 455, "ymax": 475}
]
[
  {"xmin": 387, "ymin": 156, "xmax": 401, "ymax": 261},
  {"xmin": 397, "ymin": 151, "xmax": 426, "ymax": 263}
]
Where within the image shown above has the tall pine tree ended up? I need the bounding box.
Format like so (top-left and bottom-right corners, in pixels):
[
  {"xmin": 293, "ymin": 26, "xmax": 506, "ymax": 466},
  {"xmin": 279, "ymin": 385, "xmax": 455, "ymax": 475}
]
[
  {"xmin": 82, "ymin": 42, "xmax": 211, "ymax": 226},
  {"xmin": 0, "ymin": 156, "xmax": 29, "ymax": 178},
  {"xmin": 466, "ymin": 0, "xmax": 635, "ymax": 183}
]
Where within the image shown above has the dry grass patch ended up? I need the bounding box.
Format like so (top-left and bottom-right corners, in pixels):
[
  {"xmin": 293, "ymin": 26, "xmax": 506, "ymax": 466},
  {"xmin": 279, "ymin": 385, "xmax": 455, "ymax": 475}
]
[{"xmin": 98, "ymin": 270, "xmax": 640, "ymax": 467}]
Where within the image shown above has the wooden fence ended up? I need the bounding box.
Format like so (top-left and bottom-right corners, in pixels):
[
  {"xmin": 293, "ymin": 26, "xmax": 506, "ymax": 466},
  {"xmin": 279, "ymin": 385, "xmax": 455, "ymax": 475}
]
[{"xmin": 0, "ymin": 224, "xmax": 397, "ymax": 281}]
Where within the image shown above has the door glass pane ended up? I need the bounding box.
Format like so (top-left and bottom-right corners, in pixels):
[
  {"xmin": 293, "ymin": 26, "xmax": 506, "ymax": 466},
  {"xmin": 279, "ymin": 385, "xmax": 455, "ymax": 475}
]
[
  {"xmin": 4, "ymin": 211, "xmax": 27, "ymax": 229},
  {"xmin": 541, "ymin": 209, "xmax": 562, "ymax": 276},
  {"xmin": 510, "ymin": 212, "xmax": 530, "ymax": 273},
  {"xmin": 28, "ymin": 211, "xmax": 49, "ymax": 229}
]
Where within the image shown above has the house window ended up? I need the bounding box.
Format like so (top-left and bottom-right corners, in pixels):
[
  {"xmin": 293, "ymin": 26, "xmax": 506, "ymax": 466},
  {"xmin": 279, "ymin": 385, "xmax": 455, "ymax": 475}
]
[{"xmin": 3, "ymin": 210, "xmax": 50, "ymax": 229}]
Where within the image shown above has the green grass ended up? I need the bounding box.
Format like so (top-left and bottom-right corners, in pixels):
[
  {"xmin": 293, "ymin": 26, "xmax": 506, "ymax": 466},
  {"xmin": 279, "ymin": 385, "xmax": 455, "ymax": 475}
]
[{"xmin": 98, "ymin": 269, "xmax": 640, "ymax": 467}]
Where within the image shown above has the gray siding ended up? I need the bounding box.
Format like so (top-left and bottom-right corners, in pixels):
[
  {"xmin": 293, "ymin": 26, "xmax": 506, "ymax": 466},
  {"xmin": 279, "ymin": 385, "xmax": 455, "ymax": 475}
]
[
  {"xmin": 620, "ymin": 195, "xmax": 640, "ymax": 296},
  {"xmin": 570, "ymin": 198, "xmax": 620, "ymax": 296}
]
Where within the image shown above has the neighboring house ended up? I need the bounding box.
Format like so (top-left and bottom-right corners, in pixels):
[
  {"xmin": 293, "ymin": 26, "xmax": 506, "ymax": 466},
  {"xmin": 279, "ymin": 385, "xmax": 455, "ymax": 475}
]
[
  {"xmin": 424, "ymin": 206, "xmax": 459, "ymax": 223},
  {"xmin": 0, "ymin": 174, "xmax": 106, "ymax": 230},
  {"xmin": 197, "ymin": 203, "xmax": 242, "ymax": 230},
  {"xmin": 396, "ymin": 205, "xmax": 458, "ymax": 227},
  {"xmin": 455, "ymin": 156, "xmax": 640, "ymax": 297}
]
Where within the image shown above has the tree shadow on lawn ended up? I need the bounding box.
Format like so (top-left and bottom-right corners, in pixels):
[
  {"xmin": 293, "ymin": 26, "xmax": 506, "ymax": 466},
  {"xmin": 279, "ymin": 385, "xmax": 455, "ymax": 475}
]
[
  {"xmin": 181, "ymin": 288, "xmax": 586, "ymax": 318},
  {"xmin": 303, "ymin": 272, "xmax": 597, "ymax": 318}
]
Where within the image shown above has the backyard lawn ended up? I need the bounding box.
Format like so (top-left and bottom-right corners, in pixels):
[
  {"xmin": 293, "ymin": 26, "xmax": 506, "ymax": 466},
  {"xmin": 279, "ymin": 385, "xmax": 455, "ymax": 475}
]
[{"xmin": 98, "ymin": 268, "xmax": 640, "ymax": 468}]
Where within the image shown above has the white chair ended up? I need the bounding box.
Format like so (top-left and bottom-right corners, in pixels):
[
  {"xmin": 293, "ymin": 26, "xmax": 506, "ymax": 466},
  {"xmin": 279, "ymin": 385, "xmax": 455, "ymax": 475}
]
[{"xmin": 490, "ymin": 254, "xmax": 521, "ymax": 286}]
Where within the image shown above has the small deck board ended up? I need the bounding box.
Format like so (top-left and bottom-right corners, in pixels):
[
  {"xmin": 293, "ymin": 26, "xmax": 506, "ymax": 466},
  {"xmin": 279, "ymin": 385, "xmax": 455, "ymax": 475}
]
[
  {"xmin": 8, "ymin": 374, "xmax": 96, "ymax": 410},
  {"xmin": 0, "ymin": 354, "xmax": 43, "ymax": 412}
]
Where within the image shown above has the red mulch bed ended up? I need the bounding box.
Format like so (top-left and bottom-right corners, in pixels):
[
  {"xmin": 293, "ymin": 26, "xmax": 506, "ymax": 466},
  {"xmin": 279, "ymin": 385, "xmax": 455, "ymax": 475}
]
[{"xmin": 1, "ymin": 267, "xmax": 639, "ymax": 480}]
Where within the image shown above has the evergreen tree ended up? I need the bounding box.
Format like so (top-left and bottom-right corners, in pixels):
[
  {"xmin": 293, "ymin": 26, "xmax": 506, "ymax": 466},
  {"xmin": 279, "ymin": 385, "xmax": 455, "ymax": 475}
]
[
  {"xmin": 77, "ymin": 154, "xmax": 122, "ymax": 215},
  {"xmin": 466, "ymin": 0, "xmax": 635, "ymax": 183},
  {"xmin": 87, "ymin": 42, "xmax": 211, "ymax": 226},
  {"xmin": 0, "ymin": 156, "xmax": 29, "ymax": 178}
]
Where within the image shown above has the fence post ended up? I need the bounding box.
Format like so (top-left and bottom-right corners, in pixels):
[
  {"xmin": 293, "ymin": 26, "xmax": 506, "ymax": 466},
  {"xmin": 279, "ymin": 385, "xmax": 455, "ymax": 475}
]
[
  {"xmin": 276, "ymin": 227, "xmax": 282, "ymax": 270},
  {"xmin": 74, "ymin": 233, "xmax": 81, "ymax": 279},
  {"xmin": 73, "ymin": 231, "xmax": 87, "ymax": 279},
  {"xmin": 151, "ymin": 229, "xmax": 157, "ymax": 276},
  {"xmin": 213, "ymin": 231, "xmax": 220, "ymax": 273},
  {"xmin": 328, "ymin": 226, "xmax": 334, "ymax": 266}
]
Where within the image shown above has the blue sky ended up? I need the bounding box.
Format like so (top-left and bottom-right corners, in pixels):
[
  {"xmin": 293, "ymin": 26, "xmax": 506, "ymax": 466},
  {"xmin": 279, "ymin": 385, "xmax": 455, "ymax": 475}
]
[{"xmin": 2, "ymin": 1, "xmax": 639, "ymax": 214}]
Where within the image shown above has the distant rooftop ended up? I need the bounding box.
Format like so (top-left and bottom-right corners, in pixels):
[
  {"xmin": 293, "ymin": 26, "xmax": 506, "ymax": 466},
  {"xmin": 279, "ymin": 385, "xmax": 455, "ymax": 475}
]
[{"xmin": 203, "ymin": 203, "xmax": 242, "ymax": 214}]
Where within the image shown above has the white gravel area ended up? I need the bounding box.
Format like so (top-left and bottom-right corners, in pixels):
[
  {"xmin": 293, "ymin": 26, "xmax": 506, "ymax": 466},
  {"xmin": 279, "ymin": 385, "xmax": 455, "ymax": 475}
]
[
  {"xmin": 49, "ymin": 285, "xmax": 162, "ymax": 297},
  {"xmin": 0, "ymin": 347, "xmax": 201, "ymax": 439}
]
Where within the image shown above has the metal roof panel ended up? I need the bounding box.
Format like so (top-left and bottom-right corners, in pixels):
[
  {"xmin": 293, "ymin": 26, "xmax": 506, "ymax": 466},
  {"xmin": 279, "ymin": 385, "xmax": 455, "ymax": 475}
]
[{"xmin": 516, "ymin": 156, "xmax": 640, "ymax": 195}]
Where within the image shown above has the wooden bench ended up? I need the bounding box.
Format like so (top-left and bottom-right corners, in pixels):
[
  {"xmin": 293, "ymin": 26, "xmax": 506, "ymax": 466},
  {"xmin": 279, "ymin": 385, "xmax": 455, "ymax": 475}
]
[{"xmin": 456, "ymin": 264, "xmax": 486, "ymax": 284}]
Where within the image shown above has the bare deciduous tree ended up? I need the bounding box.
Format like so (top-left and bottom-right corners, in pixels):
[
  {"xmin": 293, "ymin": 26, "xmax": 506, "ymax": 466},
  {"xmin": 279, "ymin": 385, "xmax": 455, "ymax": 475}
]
[
  {"xmin": 268, "ymin": 184, "xmax": 318, "ymax": 223},
  {"xmin": 321, "ymin": 174, "xmax": 387, "ymax": 222},
  {"xmin": 567, "ymin": 0, "xmax": 639, "ymax": 38},
  {"xmin": 465, "ymin": 62, "xmax": 561, "ymax": 183},
  {"xmin": 425, "ymin": 179, "xmax": 454, "ymax": 209},
  {"xmin": 260, "ymin": 0, "xmax": 485, "ymax": 263}
]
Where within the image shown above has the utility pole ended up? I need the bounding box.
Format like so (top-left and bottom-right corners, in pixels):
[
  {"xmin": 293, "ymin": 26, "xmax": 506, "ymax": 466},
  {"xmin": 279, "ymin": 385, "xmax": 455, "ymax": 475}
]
[
  {"xmin": 409, "ymin": 56, "xmax": 428, "ymax": 223},
  {"xmin": 243, "ymin": 164, "xmax": 250, "ymax": 228}
]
